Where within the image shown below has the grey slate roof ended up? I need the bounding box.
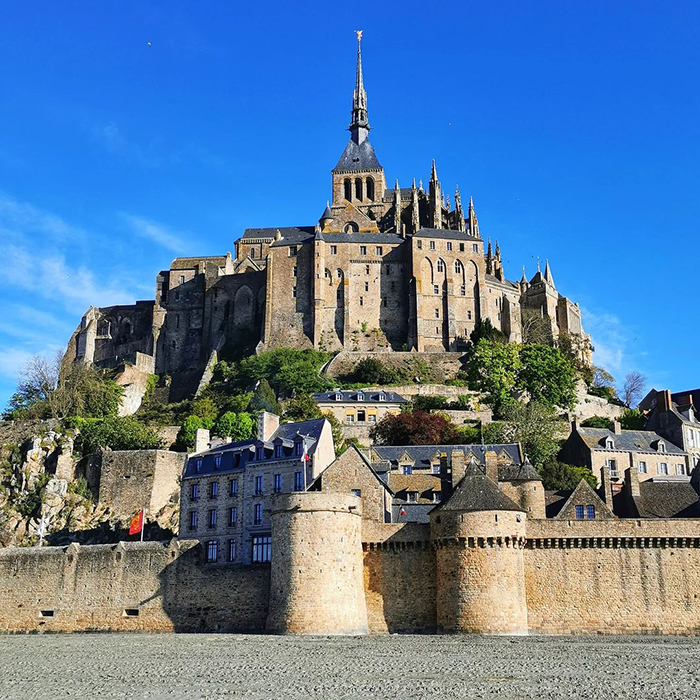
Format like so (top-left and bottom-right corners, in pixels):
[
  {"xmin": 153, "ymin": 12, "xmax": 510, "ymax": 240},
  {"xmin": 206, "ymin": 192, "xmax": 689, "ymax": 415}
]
[
  {"xmin": 371, "ymin": 444, "xmax": 522, "ymax": 471},
  {"xmin": 392, "ymin": 503, "xmax": 434, "ymax": 524},
  {"xmin": 240, "ymin": 227, "xmax": 315, "ymax": 245},
  {"xmin": 485, "ymin": 273, "xmax": 520, "ymax": 290},
  {"xmin": 545, "ymin": 490, "xmax": 573, "ymax": 518},
  {"xmin": 436, "ymin": 471, "xmax": 522, "ymax": 512},
  {"xmin": 183, "ymin": 418, "xmax": 327, "ymax": 478},
  {"xmin": 320, "ymin": 232, "xmax": 404, "ymax": 244},
  {"xmin": 313, "ymin": 389, "xmax": 408, "ymax": 404},
  {"xmin": 632, "ymin": 481, "xmax": 700, "ymax": 518},
  {"xmin": 578, "ymin": 428, "xmax": 688, "ymax": 455},
  {"xmin": 498, "ymin": 461, "xmax": 542, "ymax": 482},
  {"xmin": 333, "ymin": 138, "xmax": 382, "ymax": 172},
  {"xmin": 414, "ymin": 228, "xmax": 481, "ymax": 242}
]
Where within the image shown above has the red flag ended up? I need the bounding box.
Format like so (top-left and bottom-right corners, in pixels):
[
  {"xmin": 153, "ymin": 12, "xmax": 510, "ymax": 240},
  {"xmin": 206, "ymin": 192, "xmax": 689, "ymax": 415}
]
[
  {"xmin": 129, "ymin": 509, "xmax": 144, "ymax": 536},
  {"xmin": 399, "ymin": 508, "xmax": 406, "ymax": 516}
]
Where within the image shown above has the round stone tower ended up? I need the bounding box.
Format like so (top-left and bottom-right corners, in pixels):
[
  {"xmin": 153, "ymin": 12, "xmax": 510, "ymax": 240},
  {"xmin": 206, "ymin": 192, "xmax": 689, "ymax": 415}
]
[
  {"xmin": 266, "ymin": 492, "xmax": 368, "ymax": 635},
  {"xmin": 431, "ymin": 464, "xmax": 528, "ymax": 634}
]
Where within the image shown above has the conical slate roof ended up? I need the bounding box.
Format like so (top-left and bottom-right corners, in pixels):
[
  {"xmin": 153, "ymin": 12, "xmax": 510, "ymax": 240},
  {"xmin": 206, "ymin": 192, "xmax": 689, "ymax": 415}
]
[
  {"xmin": 437, "ymin": 469, "xmax": 523, "ymax": 513},
  {"xmin": 333, "ymin": 138, "xmax": 382, "ymax": 172}
]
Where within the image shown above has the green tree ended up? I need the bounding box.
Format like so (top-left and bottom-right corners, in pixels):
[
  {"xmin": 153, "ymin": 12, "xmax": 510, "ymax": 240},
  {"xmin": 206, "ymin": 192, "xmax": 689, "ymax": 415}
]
[
  {"xmin": 282, "ymin": 393, "xmax": 322, "ymax": 422},
  {"xmin": 191, "ymin": 397, "xmax": 218, "ymax": 425},
  {"xmin": 224, "ymin": 392, "xmax": 253, "ymax": 414},
  {"xmin": 212, "ymin": 412, "xmax": 255, "ymax": 442},
  {"xmin": 236, "ymin": 348, "xmax": 332, "ymax": 395},
  {"xmin": 465, "ymin": 339, "xmax": 521, "ymax": 415},
  {"xmin": 469, "ymin": 319, "xmax": 506, "ymax": 346},
  {"xmin": 249, "ymin": 379, "xmax": 281, "ymax": 414},
  {"xmin": 175, "ymin": 415, "xmax": 205, "ymax": 452},
  {"xmin": 518, "ymin": 344, "xmax": 576, "ymax": 409},
  {"xmin": 79, "ymin": 416, "xmax": 163, "ymax": 455},
  {"xmin": 581, "ymin": 416, "xmax": 612, "ymax": 429},
  {"xmin": 620, "ymin": 408, "xmax": 645, "ymax": 430},
  {"xmin": 540, "ymin": 461, "xmax": 597, "ymax": 490},
  {"xmin": 347, "ymin": 357, "xmax": 398, "ymax": 385}
]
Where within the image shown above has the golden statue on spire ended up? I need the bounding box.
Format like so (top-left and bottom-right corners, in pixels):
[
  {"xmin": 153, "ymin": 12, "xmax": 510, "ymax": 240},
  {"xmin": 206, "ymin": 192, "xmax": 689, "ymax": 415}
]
[{"xmin": 355, "ymin": 29, "xmax": 363, "ymax": 42}]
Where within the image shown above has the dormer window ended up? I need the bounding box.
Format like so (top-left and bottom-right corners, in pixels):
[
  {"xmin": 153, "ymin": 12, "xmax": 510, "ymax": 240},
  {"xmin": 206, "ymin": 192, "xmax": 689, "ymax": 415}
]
[
  {"xmin": 195, "ymin": 458, "xmax": 202, "ymax": 473},
  {"xmin": 400, "ymin": 464, "xmax": 413, "ymax": 475},
  {"xmin": 214, "ymin": 455, "xmax": 222, "ymax": 470},
  {"xmin": 605, "ymin": 437, "xmax": 614, "ymax": 449},
  {"xmin": 295, "ymin": 441, "xmax": 303, "ymax": 456},
  {"xmin": 275, "ymin": 445, "xmax": 283, "ymax": 458},
  {"xmin": 335, "ymin": 393, "xmax": 342, "ymax": 401},
  {"xmin": 406, "ymin": 491, "xmax": 417, "ymax": 503},
  {"xmin": 658, "ymin": 441, "xmax": 666, "ymax": 453},
  {"xmin": 257, "ymin": 446, "xmax": 266, "ymax": 461},
  {"xmin": 378, "ymin": 392, "xmax": 385, "ymax": 401},
  {"xmin": 357, "ymin": 392, "xmax": 364, "ymax": 401}
]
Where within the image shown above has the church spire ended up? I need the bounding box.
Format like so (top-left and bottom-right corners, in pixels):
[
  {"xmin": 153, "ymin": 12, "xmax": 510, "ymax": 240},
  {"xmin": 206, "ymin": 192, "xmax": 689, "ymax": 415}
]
[
  {"xmin": 349, "ymin": 30, "xmax": 370, "ymax": 144},
  {"xmin": 544, "ymin": 259, "xmax": 555, "ymax": 288}
]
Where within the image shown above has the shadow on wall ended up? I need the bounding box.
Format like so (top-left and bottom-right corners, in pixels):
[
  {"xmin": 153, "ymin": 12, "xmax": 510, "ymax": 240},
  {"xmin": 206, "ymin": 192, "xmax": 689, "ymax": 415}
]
[
  {"xmin": 363, "ymin": 524, "xmax": 437, "ymax": 634},
  {"xmin": 46, "ymin": 520, "xmax": 176, "ymax": 547},
  {"xmin": 154, "ymin": 543, "xmax": 271, "ymax": 633}
]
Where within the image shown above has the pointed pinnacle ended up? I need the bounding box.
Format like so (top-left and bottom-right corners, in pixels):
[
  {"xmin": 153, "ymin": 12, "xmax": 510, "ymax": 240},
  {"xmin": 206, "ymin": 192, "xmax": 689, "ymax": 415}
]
[
  {"xmin": 431, "ymin": 159, "xmax": 438, "ymax": 181},
  {"xmin": 412, "ymin": 178, "xmax": 416, "ymax": 190}
]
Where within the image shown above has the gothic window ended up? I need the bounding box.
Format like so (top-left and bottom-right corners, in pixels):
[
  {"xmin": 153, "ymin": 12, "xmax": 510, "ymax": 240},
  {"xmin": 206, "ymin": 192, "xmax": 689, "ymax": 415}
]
[
  {"xmin": 366, "ymin": 177, "xmax": 375, "ymax": 201},
  {"xmin": 344, "ymin": 178, "xmax": 352, "ymax": 201},
  {"xmin": 455, "ymin": 261, "xmax": 463, "ymax": 274},
  {"xmin": 355, "ymin": 178, "xmax": 363, "ymax": 201},
  {"xmin": 336, "ymin": 268, "xmax": 343, "ymax": 278},
  {"xmin": 437, "ymin": 260, "xmax": 445, "ymax": 273}
]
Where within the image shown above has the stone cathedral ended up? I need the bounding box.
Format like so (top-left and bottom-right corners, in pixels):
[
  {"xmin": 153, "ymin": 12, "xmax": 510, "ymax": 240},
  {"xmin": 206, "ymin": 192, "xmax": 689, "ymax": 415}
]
[{"xmin": 69, "ymin": 35, "xmax": 588, "ymax": 388}]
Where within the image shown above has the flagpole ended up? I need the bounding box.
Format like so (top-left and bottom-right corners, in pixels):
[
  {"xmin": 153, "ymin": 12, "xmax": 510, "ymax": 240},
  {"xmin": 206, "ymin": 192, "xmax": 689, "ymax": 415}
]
[{"xmin": 140, "ymin": 508, "xmax": 145, "ymax": 542}]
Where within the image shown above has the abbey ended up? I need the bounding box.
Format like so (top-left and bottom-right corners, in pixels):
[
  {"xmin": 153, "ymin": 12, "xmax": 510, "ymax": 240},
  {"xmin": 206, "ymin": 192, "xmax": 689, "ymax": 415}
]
[{"xmin": 68, "ymin": 35, "xmax": 588, "ymax": 382}]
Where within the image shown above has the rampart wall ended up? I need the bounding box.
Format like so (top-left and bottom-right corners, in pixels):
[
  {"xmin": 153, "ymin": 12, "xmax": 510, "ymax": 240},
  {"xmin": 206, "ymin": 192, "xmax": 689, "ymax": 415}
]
[{"xmin": 0, "ymin": 540, "xmax": 269, "ymax": 633}]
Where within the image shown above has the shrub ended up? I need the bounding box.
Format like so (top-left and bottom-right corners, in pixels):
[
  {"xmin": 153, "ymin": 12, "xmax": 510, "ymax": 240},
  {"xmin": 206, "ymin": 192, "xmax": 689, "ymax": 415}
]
[
  {"xmin": 79, "ymin": 416, "xmax": 163, "ymax": 455},
  {"xmin": 249, "ymin": 379, "xmax": 281, "ymax": 414},
  {"xmin": 413, "ymin": 395, "xmax": 448, "ymax": 412},
  {"xmin": 370, "ymin": 410, "xmax": 458, "ymax": 446},
  {"xmin": 347, "ymin": 357, "xmax": 398, "ymax": 386},
  {"xmin": 176, "ymin": 416, "xmax": 205, "ymax": 451},
  {"xmin": 68, "ymin": 476, "xmax": 92, "ymax": 501},
  {"xmin": 518, "ymin": 344, "xmax": 576, "ymax": 410},
  {"xmin": 581, "ymin": 416, "xmax": 612, "ymax": 429},
  {"xmin": 282, "ymin": 393, "xmax": 322, "ymax": 422},
  {"xmin": 540, "ymin": 461, "xmax": 597, "ymax": 490},
  {"xmin": 212, "ymin": 412, "xmax": 255, "ymax": 442}
]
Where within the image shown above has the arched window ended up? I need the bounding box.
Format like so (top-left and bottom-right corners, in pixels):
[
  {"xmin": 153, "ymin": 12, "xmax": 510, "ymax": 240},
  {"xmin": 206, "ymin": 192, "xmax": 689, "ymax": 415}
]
[
  {"xmin": 337, "ymin": 268, "xmax": 343, "ymax": 278},
  {"xmin": 437, "ymin": 260, "xmax": 445, "ymax": 273},
  {"xmin": 355, "ymin": 178, "xmax": 363, "ymax": 201},
  {"xmin": 454, "ymin": 261, "xmax": 463, "ymax": 274},
  {"xmin": 344, "ymin": 178, "xmax": 352, "ymax": 201},
  {"xmin": 344, "ymin": 221, "xmax": 359, "ymax": 233},
  {"xmin": 366, "ymin": 177, "xmax": 375, "ymax": 201}
]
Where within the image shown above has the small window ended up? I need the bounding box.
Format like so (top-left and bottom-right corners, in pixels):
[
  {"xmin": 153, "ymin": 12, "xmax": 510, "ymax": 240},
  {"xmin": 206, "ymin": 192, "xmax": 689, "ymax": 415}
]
[
  {"xmin": 433, "ymin": 284, "xmax": 439, "ymax": 295},
  {"xmin": 434, "ymin": 308, "xmax": 439, "ymax": 318},
  {"xmin": 357, "ymin": 409, "xmax": 366, "ymax": 422},
  {"xmin": 406, "ymin": 491, "xmax": 417, "ymax": 503},
  {"xmin": 252, "ymin": 535, "xmax": 272, "ymax": 563},
  {"xmin": 675, "ymin": 463, "xmax": 686, "ymax": 475},
  {"xmin": 638, "ymin": 461, "xmax": 647, "ymax": 474},
  {"xmin": 179, "ymin": 275, "xmax": 185, "ymax": 285},
  {"xmin": 228, "ymin": 539, "xmax": 237, "ymax": 562},
  {"xmin": 295, "ymin": 442, "xmax": 303, "ymax": 456},
  {"xmin": 659, "ymin": 462, "xmax": 668, "ymax": 475},
  {"xmin": 376, "ymin": 246, "xmax": 383, "ymax": 255},
  {"xmin": 294, "ymin": 471, "xmax": 304, "ymax": 491},
  {"xmin": 360, "ymin": 245, "xmax": 367, "ymax": 255},
  {"xmin": 189, "ymin": 511, "xmax": 198, "ymax": 530},
  {"xmin": 472, "ymin": 244, "xmax": 478, "ymax": 252},
  {"xmin": 351, "ymin": 489, "xmax": 362, "ymax": 498},
  {"xmin": 210, "ymin": 481, "xmax": 219, "ymax": 498},
  {"xmin": 432, "ymin": 464, "xmax": 441, "ymax": 475},
  {"xmin": 255, "ymin": 475, "xmax": 264, "ymax": 495},
  {"xmin": 230, "ymin": 479, "xmax": 238, "ymax": 496},
  {"xmin": 123, "ymin": 608, "xmax": 139, "ymax": 618},
  {"xmin": 293, "ymin": 265, "xmax": 298, "ymax": 278},
  {"xmin": 274, "ymin": 473, "xmax": 283, "ymax": 493},
  {"xmin": 39, "ymin": 610, "xmax": 54, "ymax": 618},
  {"xmin": 658, "ymin": 441, "xmax": 666, "ymax": 453},
  {"xmin": 257, "ymin": 446, "xmax": 265, "ymax": 460},
  {"xmin": 417, "ymin": 240, "xmax": 422, "ymax": 249},
  {"xmin": 292, "ymin": 286, "xmax": 297, "ymax": 298},
  {"xmin": 191, "ymin": 483, "xmax": 199, "ymax": 500},
  {"xmin": 368, "ymin": 414, "xmax": 376, "ymax": 423},
  {"xmin": 329, "ymin": 245, "xmax": 338, "ymax": 255},
  {"xmin": 429, "ymin": 241, "xmax": 435, "ymax": 250},
  {"xmin": 460, "ymin": 243, "xmax": 466, "ymax": 252},
  {"xmin": 359, "ymin": 296, "xmax": 364, "ymax": 306},
  {"xmin": 435, "ymin": 326, "xmax": 439, "ymax": 335},
  {"xmin": 275, "ymin": 444, "xmax": 283, "ymax": 458},
  {"xmin": 346, "ymin": 413, "xmax": 355, "ymax": 423},
  {"xmin": 206, "ymin": 540, "xmax": 218, "ymax": 563},
  {"xmin": 195, "ymin": 459, "xmax": 202, "ymax": 473},
  {"xmin": 214, "ymin": 455, "xmax": 222, "ymax": 470},
  {"xmin": 433, "ymin": 492, "xmax": 441, "ymax": 503},
  {"xmin": 467, "ymin": 311, "xmax": 472, "ymax": 320},
  {"xmin": 447, "ymin": 242, "xmax": 452, "ymax": 251},
  {"xmin": 382, "ymin": 297, "xmax": 387, "ymax": 307},
  {"xmin": 460, "ymin": 285, "xmax": 466, "ymax": 296},
  {"xmin": 364, "ymin": 282, "xmax": 369, "ymax": 292},
  {"xmin": 289, "ymin": 246, "xmax": 297, "ymax": 256},
  {"xmin": 365, "ymin": 264, "xmax": 370, "ymax": 275},
  {"xmin": 586, "ymin": 505, "xmax": 595, "ymax": 519},
  {"xmin": 229, "ymin": 506, "xmax": 237, "ymax": 525},
  {"xmin": 400, "ymin": 464, "xmax": 413, "ymax": 475},
  {"xmin": 575, "ymin": 505, "xmax": 584, "ymax": 520},
  {"xmin": 254, "ymin": 503, "xmax": 263, "ymax": 525},
  {"xmin": 208, "ymin": 509, "xmax": 217, "ymax": 528}
]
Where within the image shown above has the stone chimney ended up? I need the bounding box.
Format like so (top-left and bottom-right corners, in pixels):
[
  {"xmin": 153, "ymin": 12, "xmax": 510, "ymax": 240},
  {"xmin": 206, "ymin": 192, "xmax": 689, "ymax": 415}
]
[
  {"xmin": 439, "ymin": 453, "xmax": 453, "ymax": 501},
  {"xmin": 257, "ymin": 411, "xmax": 280, "ymax": 442},
  {"xmin": 625, "ymin": 464, "xmax": 641, "ymax": 499},
  {"xmin": 451, "ymin": 450, "xmax": 465, "ymax": 481},
  {"xmin": 484, "ymin": 450, "xmax": 498, "ymax": 483},
  {"xmin": 571, "ymin": 416, "xmax": 580, "ymax": 433},
  {"xmin": 599, "ymin": 464, "xmax": 613, "ymax": 505},
  {"xmin": 658, "ymin": 389, "xmax": 672, "ymax": 413},
  {"xmin": 194, "ymin": 428, "xmax": 210, "ymax": 454},
  {"xmin": 610, "ymin": 419, "xmax": 622, "ymax": 435}
]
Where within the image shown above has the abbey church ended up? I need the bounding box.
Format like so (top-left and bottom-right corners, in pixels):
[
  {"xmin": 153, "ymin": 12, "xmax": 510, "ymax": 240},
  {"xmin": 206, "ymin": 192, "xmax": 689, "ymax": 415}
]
[{"xmin": 69, "ymin": 35, "xmax": 589, "ymax": 382}]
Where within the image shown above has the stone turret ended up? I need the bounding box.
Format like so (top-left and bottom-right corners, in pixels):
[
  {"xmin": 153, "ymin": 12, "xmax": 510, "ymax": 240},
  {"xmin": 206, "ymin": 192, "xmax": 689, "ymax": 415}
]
[
  {"xmin": 266, "ymin": 493, "xmax": 368, "ymax": 635},
  {"xmin": 430, "ymin": 463, "xmax": 528, "ymax": 634}
]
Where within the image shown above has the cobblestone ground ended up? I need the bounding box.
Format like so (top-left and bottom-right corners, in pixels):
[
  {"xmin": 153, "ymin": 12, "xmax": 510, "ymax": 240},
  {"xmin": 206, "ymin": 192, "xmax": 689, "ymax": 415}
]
[{"xmin": 1, "ymin": 634, "xmax": 699, "ymax": 699}]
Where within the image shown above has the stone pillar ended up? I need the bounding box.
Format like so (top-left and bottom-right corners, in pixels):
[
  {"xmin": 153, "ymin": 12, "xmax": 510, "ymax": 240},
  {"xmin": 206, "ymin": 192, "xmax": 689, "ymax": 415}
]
[
  {"xmin": 432, "ymin": 509, "xmax": 528, "ymax": 634},
  {"xmin": 266, "ymin": 493, "xmax": 368, "ymax": 635}
]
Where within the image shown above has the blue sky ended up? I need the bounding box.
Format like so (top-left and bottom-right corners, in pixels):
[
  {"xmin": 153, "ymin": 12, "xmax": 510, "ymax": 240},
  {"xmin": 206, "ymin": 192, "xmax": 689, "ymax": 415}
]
[{"xmin": 1, "ymin": 1, "xmax": 699, "ymax": 409}]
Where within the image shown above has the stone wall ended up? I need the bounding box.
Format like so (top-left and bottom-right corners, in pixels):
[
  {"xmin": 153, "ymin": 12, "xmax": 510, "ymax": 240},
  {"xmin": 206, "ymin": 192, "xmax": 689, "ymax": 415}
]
[
  {"xmin": 325, "ymin": 351, "xmax": 466, "ymax": 382},
  {"xmin": 362, "ymin": 522, "xmax": 436, "ymax": 633},
  {"xmin": 0, "ymin": 540, "xmax": 269, "ymax": 633},
  {"xmin": 524, "ymin": 519, "xmax": 700, "ymax": 635}
]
